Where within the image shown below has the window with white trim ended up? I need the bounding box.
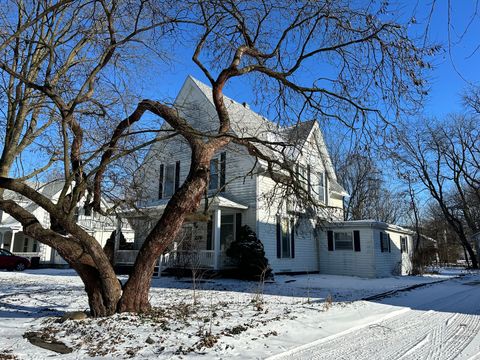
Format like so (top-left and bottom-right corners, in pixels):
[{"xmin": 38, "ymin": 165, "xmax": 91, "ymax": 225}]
[
  {"xmin": 208, "ymin": 152, "xmax": 226, "ymax": 191},
  {"xmin": 159, "ymin": 161, "xmax": 180, "ymax": 199},
  {"xmin": 318, "ymin": 172, "xmax": 326, "ymax": 203},
  {"xmin": 380, "ymin": 232, "xmax": 391, "ymax": 253},
  {"xmin": 209, "ymin": 159, "xmax": 219, "ymax": 190},
  {"xmin": 334, "ymin": 231, "xmax": 353, "ymax": 250},
  {"xmin": 400, "ymin": 236, "xmax": 408, "ymax": 253}
]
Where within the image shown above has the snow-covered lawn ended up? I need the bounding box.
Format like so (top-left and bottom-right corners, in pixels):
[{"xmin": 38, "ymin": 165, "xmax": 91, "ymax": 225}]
[{"xmin": 0, "ymin": 268, "xmax": 470, "ymax": 359}]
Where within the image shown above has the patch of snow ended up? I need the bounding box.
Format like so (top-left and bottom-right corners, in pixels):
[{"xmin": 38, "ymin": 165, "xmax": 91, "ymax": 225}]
[{"xmin": 0, "ymin": 268, "xmax": 477, "ymax": 359}]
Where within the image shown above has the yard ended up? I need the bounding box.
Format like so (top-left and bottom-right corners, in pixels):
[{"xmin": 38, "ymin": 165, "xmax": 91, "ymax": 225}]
[{"xmin": 0, "ymin": 268, "xmax": 473, "ymax": 359}]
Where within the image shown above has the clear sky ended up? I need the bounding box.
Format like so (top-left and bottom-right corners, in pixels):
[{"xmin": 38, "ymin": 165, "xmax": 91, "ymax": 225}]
[{"xmin": 139, "ymin": 1, "xmax": 480, "ymax": 121}]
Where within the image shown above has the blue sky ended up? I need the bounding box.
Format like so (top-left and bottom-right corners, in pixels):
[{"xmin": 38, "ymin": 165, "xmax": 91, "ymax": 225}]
[{"xmin": 139, "ymin": 1, "xmax": 480, "ymax": 121}]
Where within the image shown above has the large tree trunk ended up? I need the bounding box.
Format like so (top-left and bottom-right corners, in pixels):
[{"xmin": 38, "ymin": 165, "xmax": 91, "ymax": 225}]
[
  {"xmin": 75, "ymin": 263, "xmax": 120, "ymax": 317},
  {"xmin": 118, "ymin": 156, "xmax": 210, "ymax": 313}
]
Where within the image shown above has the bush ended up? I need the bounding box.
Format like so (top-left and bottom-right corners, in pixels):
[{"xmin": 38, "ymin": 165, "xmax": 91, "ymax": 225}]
[{"xmin": 226, "ymin": 225, "xmax": 273, "ymax": 280}]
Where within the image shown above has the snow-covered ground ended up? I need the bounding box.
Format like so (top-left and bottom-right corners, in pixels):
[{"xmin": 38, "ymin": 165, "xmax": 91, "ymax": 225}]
[{"xmin": 0, "ymin": 268, "xmax": 476, "ymax": 359}]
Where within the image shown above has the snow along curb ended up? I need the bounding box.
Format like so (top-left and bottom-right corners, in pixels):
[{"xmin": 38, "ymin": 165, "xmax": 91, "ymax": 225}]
[{"xmin": 266, "ymin": 307, "xmax": 412, "ymax": 360}]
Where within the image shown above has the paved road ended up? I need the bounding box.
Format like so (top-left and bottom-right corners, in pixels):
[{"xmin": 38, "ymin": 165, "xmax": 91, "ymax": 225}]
[{"xmin": 271, "ymin": 275, "xmax": 480, "ymax": 360}]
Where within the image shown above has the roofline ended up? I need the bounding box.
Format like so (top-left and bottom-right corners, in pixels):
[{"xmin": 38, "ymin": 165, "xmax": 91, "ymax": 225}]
[{"xmin": 328, "ymin": 220, "xmax": 414, "ymax": 234}]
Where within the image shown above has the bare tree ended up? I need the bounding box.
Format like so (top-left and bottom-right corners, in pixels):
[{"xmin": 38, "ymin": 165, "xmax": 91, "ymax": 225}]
[
  {"xmin": 0, "ymin": 0, "xmax": 435, "ymax": 315},
  {"xmin": 337, "ymin": 152, "xmax": 407, "ymax": 223},
  {"xmin": 392, "ymin": 115, "xmax": 479, "ymax": 268}
]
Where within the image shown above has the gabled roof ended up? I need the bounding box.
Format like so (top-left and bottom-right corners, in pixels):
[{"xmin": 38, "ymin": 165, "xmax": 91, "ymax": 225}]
[{"xmin": 173, "ymin": 76, "xmax": 347, "ymax": 195}]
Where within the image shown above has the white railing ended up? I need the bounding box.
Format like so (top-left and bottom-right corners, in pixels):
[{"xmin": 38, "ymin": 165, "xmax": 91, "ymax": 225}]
[
  {"xmin": 117, "ymin": 249, "xmax": 220, "ymax": 270},
  {"xmin": 115, "ymin": 250, "xmax": 138, "ymax": 264},
  {"xmin": 166, "ymin": 250, "xmax": 215, "ymax": 269},
  {"xmin": 12, "ymin": 252, "xmax": 41, "ymax": 258}
]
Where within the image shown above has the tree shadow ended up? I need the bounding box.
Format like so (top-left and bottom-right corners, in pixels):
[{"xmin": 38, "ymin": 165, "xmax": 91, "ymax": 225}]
[
  {"xmin": 371, "ymin": 276, "xmax": 480, "ymax": 316},
  {"xmin": 0, "ymin": 301, "xmax": 66, "ymax": 318}
]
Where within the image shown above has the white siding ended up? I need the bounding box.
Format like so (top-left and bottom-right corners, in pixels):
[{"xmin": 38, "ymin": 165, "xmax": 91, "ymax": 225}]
[
  {"xmin": 373, "ymin": 229, "xmax": 413, "ymax": 277},
  {"xmin": 319, "ymin": 227, "xmax": 376, "ymax": 278},
  {"xmin": 256, "ymin": 175, "xmax": 319, "ymax": 273}
]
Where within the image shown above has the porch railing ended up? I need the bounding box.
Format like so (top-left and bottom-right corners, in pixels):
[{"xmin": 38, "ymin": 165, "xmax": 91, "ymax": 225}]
[
  {"xmin": 115, "ymin": 250, "xmax": 138, "ymax": 264},
  {"xmin": 116, "ymin": 249, "xmax": 236, "ymax": 276},
  {"xmin": 157, "ymin": 250, "xmax": 215, "ymax": 269},
  {"xmin": 12, "ymin": 251, "xmax": 42, "ymax": 258}
]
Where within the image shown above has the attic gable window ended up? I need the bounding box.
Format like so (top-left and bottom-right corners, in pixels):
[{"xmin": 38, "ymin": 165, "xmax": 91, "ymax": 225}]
[{"xmin": 318, "ymin": 172, "xmax": 326, "ymax": 203}]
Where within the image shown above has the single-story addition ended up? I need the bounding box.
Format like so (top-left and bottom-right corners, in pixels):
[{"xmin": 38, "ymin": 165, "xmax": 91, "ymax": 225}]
[
  {"xmin": 114, "ymin": 76, "xmax": 415, "ymax": 278},
  {"xmin": 319, "ymin": 220, "xmax": 414, "ymax": 278}
]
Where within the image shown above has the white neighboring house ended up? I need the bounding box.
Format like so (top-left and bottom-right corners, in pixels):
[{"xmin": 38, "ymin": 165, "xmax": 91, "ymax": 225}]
[
  {"xmin": 0, "ymin": 181, "xmax": 134, "ymax": 266},
  {"xmin": 116, "ymin": 76, "xmax": 414, "ymax": 278}
]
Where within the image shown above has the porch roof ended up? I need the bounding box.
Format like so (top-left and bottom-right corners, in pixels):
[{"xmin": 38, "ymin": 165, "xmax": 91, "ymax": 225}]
[{"xmin": 125, "ymin": 195, "xmax": 248, "ymax": 216}]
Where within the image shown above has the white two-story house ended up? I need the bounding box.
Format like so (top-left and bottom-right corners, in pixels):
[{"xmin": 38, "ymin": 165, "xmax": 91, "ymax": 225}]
[
  {"xmin": 115, "ymin": 76, "xmax": 414, "ymax": 278},
  {"xmin": 0, "ymin": 181, "xmax": 134, "ymax": 267}
]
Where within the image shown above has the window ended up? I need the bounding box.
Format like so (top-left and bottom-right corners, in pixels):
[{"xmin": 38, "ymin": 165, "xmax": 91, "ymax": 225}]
[
  {"xmin": 334, "ymin": 231, "xmax": 353, "ymax": 250},
  {"xmin": 400, "ymin": 236, "xmax": 408, "ymax": 253},
  {"xmin": 380, "ymin": 232, "xmax": 391, "ymax": 253},
  {"xmin": 208, "ymin": 153, "xmax": 226, "ymax": 191},
  {"xmin": 297, "ymin": 165, "xmax": 308, "ymax": 191},
  {"xmin": 276, "ymin": 217, "xmax": 294, "ymax": 258},
  {"xmin": 318, "ymin": 172, "xmax": 326, "ymax": 203},
  {"xmin": 164, "ymin": 163, "xmax": 175, "ymax": 197},
  {"xmin": 159, "ymin": 162, "xmax": 180, "ymax": 199},
  {"xmin": 220, "ymin": 214, "xmax": 235, "ymax": 251},
  {"xmin": 209, "ymin": 158, "xmax": 219, "ymax": 190}
]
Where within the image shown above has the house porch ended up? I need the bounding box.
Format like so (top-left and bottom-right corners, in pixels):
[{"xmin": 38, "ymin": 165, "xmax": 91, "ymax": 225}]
[{"xmin": 114, "ymin": 196, "xmax": 248, "ymax": 272}]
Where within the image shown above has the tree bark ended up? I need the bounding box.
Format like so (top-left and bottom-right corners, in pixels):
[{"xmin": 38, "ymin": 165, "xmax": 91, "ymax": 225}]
[
  {"xmin": 118, "ymin": 152, "xmax": 211, "ymax": 313},
  {"xmin": 74, "ymin": 264, "xmax": 118, "ymax": 317}
]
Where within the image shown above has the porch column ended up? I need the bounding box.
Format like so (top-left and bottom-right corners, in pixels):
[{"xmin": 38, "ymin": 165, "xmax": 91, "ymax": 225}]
[
  {"xmin": 113, "ymin": 216, "xmax": 121, "ymax": 263},
  {"xmin": 0, "ymin": 231, "xmax": 4, "ymax": 249},
  {"xmin": 9, "ymin": 230, "xmax": 17, "ymax": 252},
  {"xmin": 213, "ymin": 208, "xmax": 221, "ymax": 270}
]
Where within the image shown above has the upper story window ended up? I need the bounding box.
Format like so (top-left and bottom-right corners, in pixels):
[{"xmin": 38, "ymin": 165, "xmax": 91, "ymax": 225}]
[
  {"xmin": 209, "ymin": 159, "xmax": 219, "ymax": 190},
  {"xmin": 318, "ymin": 172, "xmax": 326, "ymax": 203},
  {"xmin": 209, "ymin": 152, "xmax": 226, "ymax": 191},
  {"xmin": 296, "ymin": 164, "xmax": 308, "ymax": 192},
  {"xmin": 159, "ymin": 161, "xmax": 180, "ymax": 199}
]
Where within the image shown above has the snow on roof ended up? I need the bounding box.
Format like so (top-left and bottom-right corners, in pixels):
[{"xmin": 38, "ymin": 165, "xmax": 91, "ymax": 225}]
[
  {"xmin": 330, "ymin": 220, "xmax": 414, "ymax": 234},
  {"xmin": 178, "ymin": 76, "xmax": 346, "ymax": 195}
]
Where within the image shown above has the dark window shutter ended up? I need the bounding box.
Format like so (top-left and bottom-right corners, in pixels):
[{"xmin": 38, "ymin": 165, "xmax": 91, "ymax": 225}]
[
  {"xmin": 388, "ymin": 233, "xmax": 391, "ymax": 253},
  {"xmin": 327, "ymin": 230, "xmax": 334, "ymax": 251},
  {"xmin": 354, "ymin": 230, "xmax": 361, "ymax": 252},
  {"xmin": 380, "ymin": 232, "xmax": 384, "ymax": 252},
  {"xmin": 220, "ymin": 152, "xmax": 226, "ymax": 191},
  {"xmin": 276, "ymin": 218, "xmax": 281, "ymax": 258},
  {"xmin": 158, "ymin": 164, "xmax": 164, "ymax": 199},
  {"xmin": 235, "ymin": 213, "xmax": 242, "ymax": 241},
  {"xmin": 290, "ymin": 219, "xmax": 295, "ymax": 258},
  {"xmin": 206, "ymin": 220, "xmax": 213, "ymax": 250},
  {"xmin": 175, "ymin": 161, "xmax": 180, "ymax": 191}
]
